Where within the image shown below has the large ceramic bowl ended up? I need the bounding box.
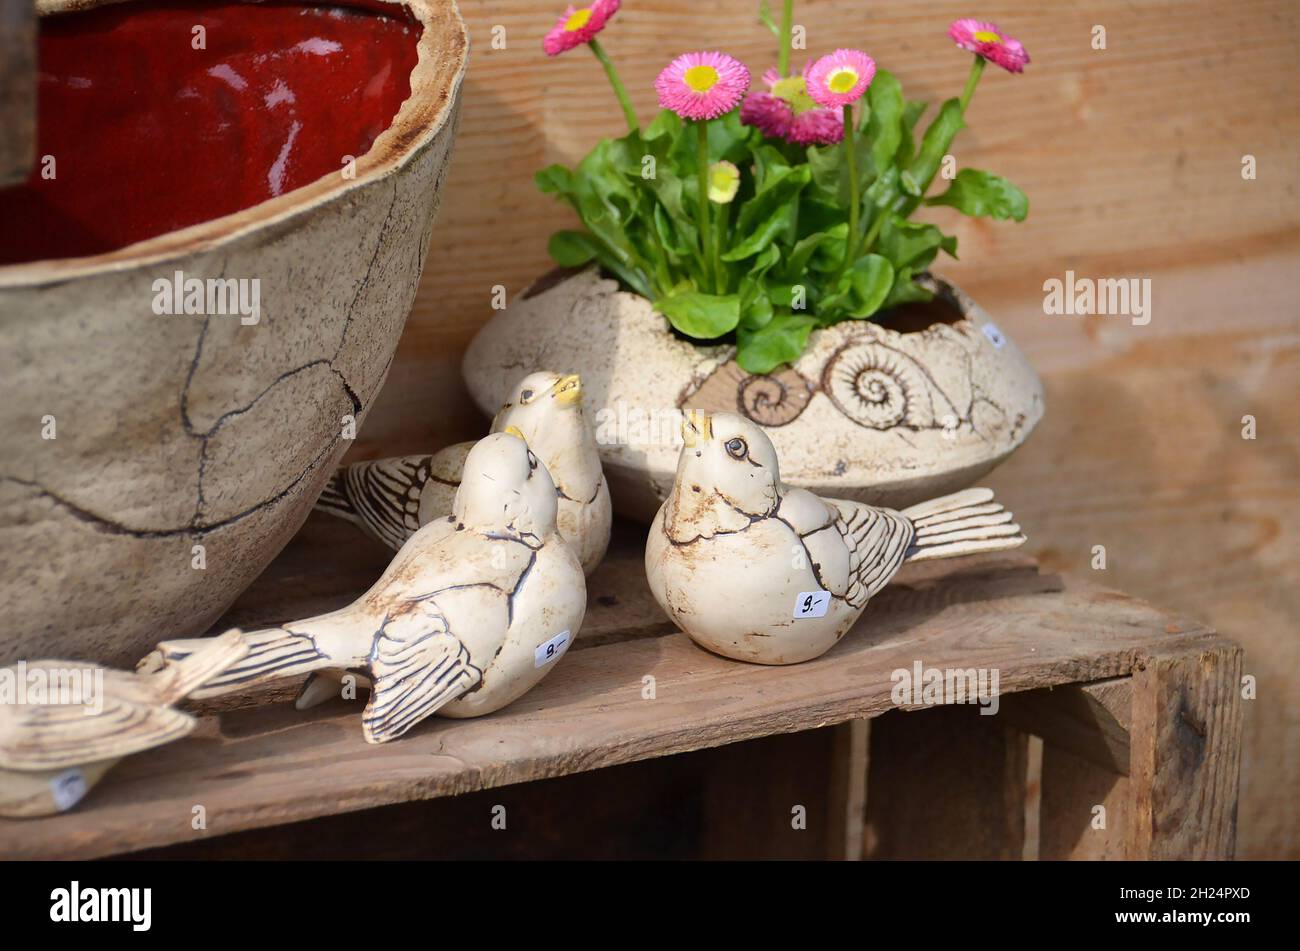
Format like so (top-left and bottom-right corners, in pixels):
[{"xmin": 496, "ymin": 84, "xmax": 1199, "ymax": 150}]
[
  {"xmin": 464, "ymin": 267, "xmax": 1044, "ymax": 522},
  {"xmin": 0, "ymin": 0, "xmax": 468, "ymax": 665}
]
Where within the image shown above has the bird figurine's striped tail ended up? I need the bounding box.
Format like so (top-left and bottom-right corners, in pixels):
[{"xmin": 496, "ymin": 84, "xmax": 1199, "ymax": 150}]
[
  {"xmin": 148, "ymin": 628, "xmax": 249, "ymax": 704},
  {"xmin": 902, "ymin": 488, "xmax": 1027, "ymax": 562},
  {"xmin": 314, "ymin": 470, "xmax": 360, "ymax": 524},
  {"xmin": 139, "ymin": 627, "xmax": 333, "ymax": 700}
]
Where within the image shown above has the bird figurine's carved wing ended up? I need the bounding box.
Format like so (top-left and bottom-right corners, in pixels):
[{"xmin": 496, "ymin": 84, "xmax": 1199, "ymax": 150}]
[
  {"xmin": 825, "ymin": 499, "xmax": 916, "ymax": 609},
  {"xmin": 319, "ymin": 455, "xmax": 434, "ymax": 550},
  {"xmin": 0, "ymin": 673, "xmax": 195, "ymax": 771},
  {"xmin": 363, "ymin": 599, "xmax": 482, "ymax": 744}
]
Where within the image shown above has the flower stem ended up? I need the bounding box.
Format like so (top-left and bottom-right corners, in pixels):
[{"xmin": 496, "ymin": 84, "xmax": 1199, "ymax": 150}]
[
  {"xmin": 714, "ymin": 200, "xmax": 731, "ymax": 293},
  {"xmin": 859, "ymin": 204, "xmax": 887, "ymax": 256},
  {"xmin": 959, "ymin": 54, "xmax": 985, "ymax": 113},
  {"xmin": 589, "ymin": 39, "xmax": 639, "ymax": 134},
  {"xmin": 841, "ymin": 103, "xmax": 860, "ymax": 268},
  {"xmin": 777, "ymin": 0, "xmax": 794, "ymax": 75},
  {"xmin": 696, "ymin": 121, "xmax": 714, "ymax": 292}
]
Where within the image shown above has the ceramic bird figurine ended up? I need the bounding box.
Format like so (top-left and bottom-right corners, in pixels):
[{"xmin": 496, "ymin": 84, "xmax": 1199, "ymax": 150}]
[
  {"xmin": 140, "ymin": 432, "xmax": 587, "ymax": 743},
  {"xmin": 0, "ymin": 630, "xmax": 247, "ymax": 818},
  {"xmin": 315, "ymin": 371, "xmax": 611, "ymax": 575},
  {"xmin": 645, "ymin": 412, "xmax": 1028, "ymax": 665}
]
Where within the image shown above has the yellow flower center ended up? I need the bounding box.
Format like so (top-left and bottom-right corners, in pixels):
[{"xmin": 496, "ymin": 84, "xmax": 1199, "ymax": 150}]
[
  {"xmin": 827, "ymin": 67, "xmax": 859, "ymax": 94},
  {"xmin": 684, "ymin": 65, "xmax": 720, "ymax": 93},
  {"xmin": 564, "ymin": 8, "xmax": 592, "ymax": 31},
  {"xmin": 772, "ymin": 75, "xmax": 819, "ymax": 114},
  {"xmin": 974, "ymin": 30, "xmax": 1002, "ymax": 43}
]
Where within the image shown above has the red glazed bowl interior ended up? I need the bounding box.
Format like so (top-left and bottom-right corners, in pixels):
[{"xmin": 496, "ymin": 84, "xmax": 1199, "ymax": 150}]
[{"xmin": 0, "ymin": 0, "xmax": 423, "ymax": 265}]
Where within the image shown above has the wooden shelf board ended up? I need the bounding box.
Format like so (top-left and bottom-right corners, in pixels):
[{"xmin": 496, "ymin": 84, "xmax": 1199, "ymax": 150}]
[{"xmin": 0, "ymin": 516, "xmax": 1216, "ymax": 859}]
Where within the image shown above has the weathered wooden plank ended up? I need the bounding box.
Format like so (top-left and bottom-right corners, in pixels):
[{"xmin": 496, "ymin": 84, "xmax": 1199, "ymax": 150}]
[
  {"xmin": 0, "ymin": 535, "xmax": 1221, "ymax": 859},
  {"xmin": 1127, "ymin": 641, "xmax": 1244, "ymax": 860},
  {"xmin": 1000, "ymin": 678, "xmax": 1132, "ymax": 776},
  {"xmin": 826, "ymin": 719, "xmax": 869, "ymax": 861},
  {"xmin": 864, "ymin": 705, "xmax": 1029, "ymax": 860},
  {"xmin": 1040, "ymin": 743, "xmax": 1130, "ymax": 860},
  {"xmin": 1014, "ymin": 679, "xmax": 1134, "ymax": 859},
  {"xmin": 698, "ymin": 729, "xmax": 841, "ymax": 860}
]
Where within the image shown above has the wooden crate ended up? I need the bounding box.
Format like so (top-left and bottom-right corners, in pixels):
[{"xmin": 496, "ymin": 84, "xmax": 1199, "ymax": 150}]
[{"xmin": 0, "ymin": 517, "xmax": 1242, "ymax": 859}]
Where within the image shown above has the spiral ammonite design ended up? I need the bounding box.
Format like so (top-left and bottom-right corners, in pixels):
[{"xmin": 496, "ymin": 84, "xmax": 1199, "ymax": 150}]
[
  {"xmin": 681, "ymin": 361, "xmax": 813, "ymax": 427},
  {"xmin": 822, "ymin": 342, "xmax": 936, "ymax": 430}
]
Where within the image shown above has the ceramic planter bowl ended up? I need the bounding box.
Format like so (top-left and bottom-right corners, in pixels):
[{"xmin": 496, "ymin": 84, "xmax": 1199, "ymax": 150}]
[
  {"xmin": 464, "ymin": 267, "xmax": 1044, "ymax": 522},
  {"xmin": 0, "ymin": 0, "xmax": 468, "ymax": 666}
]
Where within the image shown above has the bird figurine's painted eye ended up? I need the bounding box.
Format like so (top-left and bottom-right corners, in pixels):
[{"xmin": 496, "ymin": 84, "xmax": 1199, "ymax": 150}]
[
  {"xmin": 520, "ymin": 389, "xmax": 534, "ymax": 403},
  {"xmin": 527, "ymin": 450, "xmax": 538, "ymax": 471},
  {"xmin": 725, "ymin": 437, "xmax": 747, "ymax": 459}
]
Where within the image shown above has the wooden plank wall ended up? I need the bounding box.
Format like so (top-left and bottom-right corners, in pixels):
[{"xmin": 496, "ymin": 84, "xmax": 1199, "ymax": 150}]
[{"xmin": 351, "ymin": 0, "xmax": 1300, "ymax": 858}]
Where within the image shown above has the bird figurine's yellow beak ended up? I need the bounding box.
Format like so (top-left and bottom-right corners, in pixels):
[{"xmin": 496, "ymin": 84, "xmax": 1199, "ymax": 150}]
[
  {"xmin": 503, "ymin": 425, "xmax": 526, "ymax": 441},
  {"xmin": 681, "ymin": 410, "xmax": 712, "ymax": 448},
  {"xmin": 553, "ymin": 374, "xmax": 583, "ymax": 406}
]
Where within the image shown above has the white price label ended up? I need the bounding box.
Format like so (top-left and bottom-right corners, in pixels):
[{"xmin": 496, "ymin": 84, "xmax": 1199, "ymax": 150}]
[
  {"xmin": 793, "ymin": 591, "xmax": 830, "ymax": 619},
  {"xmin": 535, "ymin": 630, "xmax": 572, "ymax": 668},
  {"xmin": 50, "ymin": 768, "xmax": 88, "ymax": 812},
  {"xmin": 982, "ymin": 322, "xmax": 1007, "ymax": 350}
]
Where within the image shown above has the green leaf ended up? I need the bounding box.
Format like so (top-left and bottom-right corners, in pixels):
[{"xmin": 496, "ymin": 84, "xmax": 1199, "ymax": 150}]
[
  {"xmin": 782, "ymin": 231, "xmax": 833, "ymax": 278},
  {"xmin": 900, "ymin": 98, "xmax": 965, "ymax": 199},
  {"xmin": 739, "ymin": 293, "xmax": 775, "ymax": 332},
  {"xmin": 736, "ymin": 165, "xmax": 810, "ymax": 236},
  {"xmin": 845, "ymin": 255, "xmax": 895, "ymax": 317},
  {"xmin": 881, "ymin": 266, "xmax": 935, "ymax": 309},
  {"xmin": 865, "ymin": 70, "xmax": 904, "ymax": 178},
  {"xmin": 875, "ymin": 217, "xmax": 957, "ymax": 270},
  {"xmin": 547, "ymin": 231, "xmax": 599, "ymax": 267},
  {"xmin": 535, "ymin": 163, "xmax": 576, "ymax": 197},
  {"xmin": 820, "ymin": 254, "xmax": 894, "ymax": 322},
  {"xmin": 757, "ymin": 0, "xmax": 781, "ymax": 39},
  {"xmin": 738, "ymin": 244, "xmax": 780, "ymax": 313},
  {"xmin": 644, "ymin": 108, "xmax": 683, "ymax": 142},
  {"xmin": 655, "ymin": 291, "xmax": 741, "ymax": 339},
  {"xmin": 806, "ymin": 136, "xmax": 870, "ymax": 206},
  {"xmin": 807, "ymin": 223, "xmax": 850, "ymax": 273},
  {"xmin": 737, "ymin": 314, "xmax": 816, "ymax": 374},
  {"xmin": 752, "ymin": 144, "xmax": 794, "ymax": 192},
  {"xmin": 903, "ymin": 100, "xmax": 928, "ymax": 131},
  {"xmin": 926, "ymin": 169, "xmax": 1029, "ymax": 221},
  {"xmin": 722, "ymin": 210, "xmax": 789, "ymax": 261}
]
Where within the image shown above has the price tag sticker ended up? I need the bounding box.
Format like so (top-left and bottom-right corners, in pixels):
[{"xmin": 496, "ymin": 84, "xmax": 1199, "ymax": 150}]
[
  {"xmin": 982, "ymin": 322, "xmax": 1007, "ymax": 350},
  {"xmin": 793, "ymin": 591, "xmax": 830, "ymax": 619},
  {"xmin": 50, "ymin": 768, "xmax": 88, "ymax": 812},
  {"xmin": 535, "ymin": 630, "xmax": 572, "ymax": 668}
]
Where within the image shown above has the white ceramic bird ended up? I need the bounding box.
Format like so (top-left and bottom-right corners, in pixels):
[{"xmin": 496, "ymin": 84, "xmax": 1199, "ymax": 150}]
[
  {"xmin": 645, "ymin": 412, "xmax": 1028, "ymax": 665},
  {"xmin": 0, "ymin": 630, "xmax": 247, "ymax": 818},
  {"xmin": 315, "ymin": 371, "xmax": 611, "ymax": 575},
  {"xmin": 140, "ymin": 432, "xmax": 587, "ymax": 743}
]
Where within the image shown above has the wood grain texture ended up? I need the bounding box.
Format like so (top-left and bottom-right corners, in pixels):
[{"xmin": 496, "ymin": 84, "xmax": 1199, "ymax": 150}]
[
  {"xmin": 864, "ymin": 705, "xmax": 1029, "ymax": 860},
  {"xmin": 1128, "ymin": 641, "xmax": 1244, "ymax": 860},
  {"xmin": 1040, "ymin": 743, "xmax": 1130, "ymax": 860},
  {"xmin": 0, "ymin": 517, "xmax": 1228, "ymax": 859},
  {"xmin": 345, "ymin": 0, "xmax": 1295, "ymax": 857},
  {"xmin": 1001, "ymin": 678, "xmax": 1132, "ymax": 776}
]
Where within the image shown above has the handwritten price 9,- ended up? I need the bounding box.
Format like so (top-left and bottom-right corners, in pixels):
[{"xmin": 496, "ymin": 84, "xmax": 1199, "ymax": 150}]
[
  {"xmin": 793, "ymin": 591, "xmax": 831, "ymax": 619},
  {"xmin": 534, "ymin": 630, "xmax": 572, "ymax": 668}
]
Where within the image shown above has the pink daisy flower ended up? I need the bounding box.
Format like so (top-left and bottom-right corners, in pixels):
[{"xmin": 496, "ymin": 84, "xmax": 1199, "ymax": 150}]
[
  {"xmin": 948, "ymin": 18, "xmax": 1030, "ymax": 73},
  {"xmin": 741, "ymin": 68, "xmax": 844, "ymax": 146},
  {"xmin": 543, "ymin": 0, "xmax": 620, "ymax": 57},
  {"xmin": 804, "ymin": 49, "xmax": 876, "ymax": 109},
  {"xmin": 655, "ymin": 51, "xmax": 751, "ymax": 121}
]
